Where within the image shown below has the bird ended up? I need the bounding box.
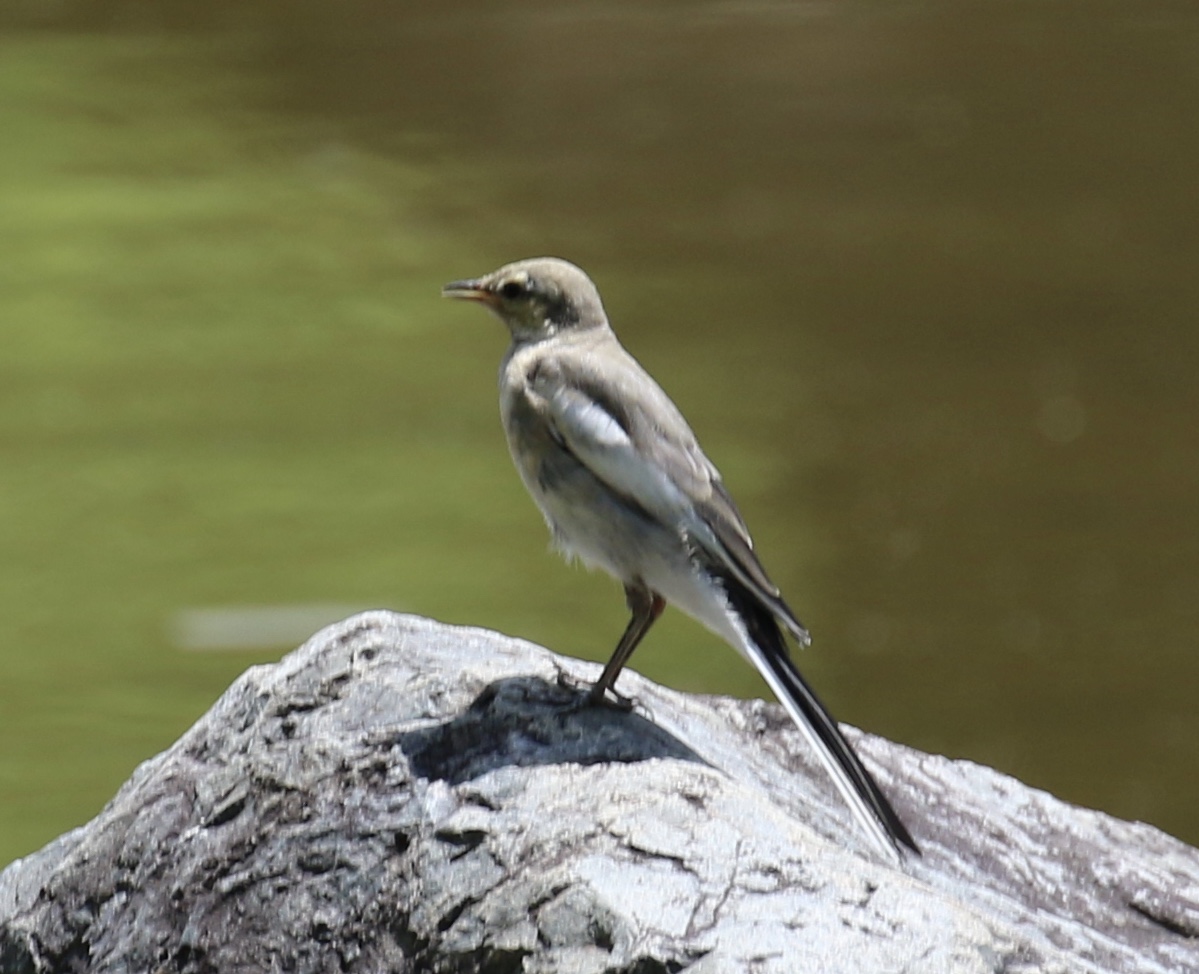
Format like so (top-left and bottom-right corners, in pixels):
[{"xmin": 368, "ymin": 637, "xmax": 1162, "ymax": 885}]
[{"xmin": 442, "ymin": 257, "xmax": 918, "ymax": 860}]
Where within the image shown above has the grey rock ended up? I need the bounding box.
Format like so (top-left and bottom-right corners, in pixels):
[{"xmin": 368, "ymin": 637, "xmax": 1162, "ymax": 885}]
[{"xmin": 1, "ymin": 611, "xmax": 1196, "ymax": 973}]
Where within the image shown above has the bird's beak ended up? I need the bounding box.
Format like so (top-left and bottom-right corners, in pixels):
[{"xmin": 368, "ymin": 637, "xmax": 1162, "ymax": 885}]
[{"xmin": 441, "ymin": 279, "xmax": 496, "ymax": 305}]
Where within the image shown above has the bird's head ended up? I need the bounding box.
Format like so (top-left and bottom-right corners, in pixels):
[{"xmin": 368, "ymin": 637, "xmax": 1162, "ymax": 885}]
[{"xmin": 442, "ymin": 257, "xmax": 609, "ymax": 342}]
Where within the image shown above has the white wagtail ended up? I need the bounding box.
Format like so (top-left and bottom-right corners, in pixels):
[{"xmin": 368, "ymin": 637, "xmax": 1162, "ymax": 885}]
[{"xmin": 443, "ymin": 257, "xmax": 918, "ymax": 860}]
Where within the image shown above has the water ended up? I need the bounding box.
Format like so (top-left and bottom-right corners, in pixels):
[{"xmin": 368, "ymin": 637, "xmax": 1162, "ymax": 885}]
[{"xmin": 1, "ymin": 2, "xmax": 1197, "ymax": 864}]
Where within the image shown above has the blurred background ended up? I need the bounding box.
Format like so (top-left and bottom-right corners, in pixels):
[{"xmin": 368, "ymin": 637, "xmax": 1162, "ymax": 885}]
[{"xmin": 1, "ymin": 0, "xmax": 1197, "ymax": 865}]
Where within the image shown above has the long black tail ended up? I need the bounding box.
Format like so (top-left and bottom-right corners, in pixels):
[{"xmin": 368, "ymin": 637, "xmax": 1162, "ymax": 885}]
[{"xmin": 721, "ymin": 576, "xmax": 920, "ymax": 858}]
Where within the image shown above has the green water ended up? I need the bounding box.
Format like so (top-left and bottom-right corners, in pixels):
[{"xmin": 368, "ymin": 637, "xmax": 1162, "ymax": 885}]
[{"xmin": 2, "ymin": 4, "xmax": 1198, "ymax": 865}]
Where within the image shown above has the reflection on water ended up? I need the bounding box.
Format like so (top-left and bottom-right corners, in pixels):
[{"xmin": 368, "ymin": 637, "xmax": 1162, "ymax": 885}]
[
  {"xmin": 1, "ymin": 2, "xmax": 1197, "ymax": 863},
  {"xmin": 171, "ymin": 604, "xmax": 374, "ymax": 651}
]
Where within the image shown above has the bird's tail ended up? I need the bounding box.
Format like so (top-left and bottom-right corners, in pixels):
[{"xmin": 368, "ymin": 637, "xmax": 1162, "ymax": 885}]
[{"xmin": 721, "ymin": 577, "xmax": 920, "ymax": 860}]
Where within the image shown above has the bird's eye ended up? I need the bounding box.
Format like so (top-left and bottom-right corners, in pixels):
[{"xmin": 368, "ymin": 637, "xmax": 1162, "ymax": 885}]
[{"xmin": 499, "ymin": 280, "xmax": 526, "ymax": 300}]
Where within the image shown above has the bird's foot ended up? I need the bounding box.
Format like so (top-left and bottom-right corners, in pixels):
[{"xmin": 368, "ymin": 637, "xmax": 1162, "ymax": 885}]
[
  {"xmin": 554, "ymin": 670, "xmax": 636, "ymax": 713},
  {"xmin": 586, "ymin": 682, "xmax": 636, "ymax": 713}
]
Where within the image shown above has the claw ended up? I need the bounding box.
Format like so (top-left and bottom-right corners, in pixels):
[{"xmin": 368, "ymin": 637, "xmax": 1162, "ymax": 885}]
[
  {"xmin": 587, "ymin": 683, "xmax": 635, "ymax": 712},
  {"xmin": 554, "ymin": 669, "xmax": 637, "ymax": 713}
]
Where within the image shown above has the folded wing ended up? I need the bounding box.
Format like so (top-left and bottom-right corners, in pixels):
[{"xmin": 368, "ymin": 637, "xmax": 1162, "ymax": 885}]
[{"xmin": 533, "ymin": 348, "xmax": 808, "ymax": 643}]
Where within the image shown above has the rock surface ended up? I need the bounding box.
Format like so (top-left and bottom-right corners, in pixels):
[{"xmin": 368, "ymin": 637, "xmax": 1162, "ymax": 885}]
[{"xmin": 1, "ymin": 611, "xmax": 1197, "ymax": 973}]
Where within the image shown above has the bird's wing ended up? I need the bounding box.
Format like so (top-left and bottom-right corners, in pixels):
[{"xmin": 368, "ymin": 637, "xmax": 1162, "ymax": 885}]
[
  {"xmin": 532, "ymin": 353, "xmax": 706, "ymax": 516},
  {"xmin": 531, "ymin": 344, "xmax": 808, "ymax": 642}
]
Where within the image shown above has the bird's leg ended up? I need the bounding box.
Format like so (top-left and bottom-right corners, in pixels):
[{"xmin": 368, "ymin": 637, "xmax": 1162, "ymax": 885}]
[{"xmin": 588, "ymin": 584, "xmax": 665, "ymax": 708}]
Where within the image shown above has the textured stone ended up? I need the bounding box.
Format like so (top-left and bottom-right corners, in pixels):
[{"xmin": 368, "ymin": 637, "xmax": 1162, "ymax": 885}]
[{"xmin": 1, "ymin": 611, "xmax": 1196, "ymax": 973}]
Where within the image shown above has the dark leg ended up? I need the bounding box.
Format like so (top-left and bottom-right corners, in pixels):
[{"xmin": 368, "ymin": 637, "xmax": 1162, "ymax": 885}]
[{"xmin": 588, "ymin": 583, "xmax": 666, "ymax": 705}]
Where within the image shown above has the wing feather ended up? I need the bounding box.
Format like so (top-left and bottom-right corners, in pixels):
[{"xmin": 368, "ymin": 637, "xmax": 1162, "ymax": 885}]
[{"xmin": 531, "ymin": 343, "xmax": 808, "ymax": 643}]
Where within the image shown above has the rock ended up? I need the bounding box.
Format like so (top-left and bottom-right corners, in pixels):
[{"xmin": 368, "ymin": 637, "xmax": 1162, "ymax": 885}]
[{"xmin": 1, "ymin": 611, "xmax": 1196, "ymax": 973}]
